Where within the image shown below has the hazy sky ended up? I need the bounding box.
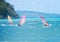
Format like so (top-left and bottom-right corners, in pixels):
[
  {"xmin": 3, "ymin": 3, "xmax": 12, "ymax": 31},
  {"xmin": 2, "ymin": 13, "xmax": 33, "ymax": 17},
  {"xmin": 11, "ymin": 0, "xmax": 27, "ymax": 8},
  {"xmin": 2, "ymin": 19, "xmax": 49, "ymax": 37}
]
[{"xmin": 6, "ymin": 0, "xmax": 60, "ymax": 13}]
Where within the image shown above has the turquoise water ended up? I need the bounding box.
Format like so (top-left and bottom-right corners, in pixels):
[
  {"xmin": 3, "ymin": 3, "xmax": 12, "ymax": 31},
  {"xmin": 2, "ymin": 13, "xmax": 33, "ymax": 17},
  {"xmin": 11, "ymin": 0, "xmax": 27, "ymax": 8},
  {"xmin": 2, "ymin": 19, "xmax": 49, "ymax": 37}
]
[{"xmin": 0, "ymin": 18, "xmax": 60, "ymax": 42}]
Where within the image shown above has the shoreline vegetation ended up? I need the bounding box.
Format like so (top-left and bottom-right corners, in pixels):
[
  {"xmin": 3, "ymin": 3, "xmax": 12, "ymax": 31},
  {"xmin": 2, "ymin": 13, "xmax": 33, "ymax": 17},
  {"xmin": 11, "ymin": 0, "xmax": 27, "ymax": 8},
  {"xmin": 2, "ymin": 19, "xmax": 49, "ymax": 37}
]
[
  {"xmin": 0, "ymin": 0, "xmax": 60, "ymax": 19},
  {"xmin": 0, "ymin": 0, "xmax": 19, "ymax": 19}
]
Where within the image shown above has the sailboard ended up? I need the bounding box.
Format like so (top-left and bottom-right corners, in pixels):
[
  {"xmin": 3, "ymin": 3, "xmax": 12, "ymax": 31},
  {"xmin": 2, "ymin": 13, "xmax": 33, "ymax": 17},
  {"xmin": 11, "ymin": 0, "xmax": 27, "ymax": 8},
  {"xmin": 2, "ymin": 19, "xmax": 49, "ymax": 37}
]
[
  {"xmin": 40, "ymin": 16, "xmax": 49, "ymax": 26},
  {"xmin": 18, "ymin": 15, "xmax": 26, "ymax": 26},
  {"xmin": 7, "ymin": 15, "xmax": 13, "ymax": 25}
]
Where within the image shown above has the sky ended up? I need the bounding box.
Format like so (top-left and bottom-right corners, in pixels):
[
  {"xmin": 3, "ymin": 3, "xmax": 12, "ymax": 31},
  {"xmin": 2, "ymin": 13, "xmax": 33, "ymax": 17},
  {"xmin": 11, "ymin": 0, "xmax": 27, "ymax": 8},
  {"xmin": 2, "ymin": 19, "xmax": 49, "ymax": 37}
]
[{"xmin": 6, "ymin": 0, "xmax": 60, "ymax": 14}]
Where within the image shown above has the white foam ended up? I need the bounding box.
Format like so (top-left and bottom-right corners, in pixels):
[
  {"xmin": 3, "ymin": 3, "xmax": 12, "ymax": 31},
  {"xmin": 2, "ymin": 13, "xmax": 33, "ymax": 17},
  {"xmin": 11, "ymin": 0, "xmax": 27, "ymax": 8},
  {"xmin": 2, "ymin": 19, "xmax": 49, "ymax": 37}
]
[
  {"xmin": 1, "ymin": 24, "xmax": 6, "ymax": 26},
  {"xmin": 9, "ymin": 25, "xmax": 13, "ymax": 26},
  {"xmin": 15, "ymin": 24, "xmax": 18, "ymax": 26},
  {"xmin": 43, "ymin": 24, "xmax": 52, "ymax": 28},
  {"xmin": 0, "ymin": 24, "xmax": 20, "ymax": 27},
  {"xmin": 0, "ymin": 24, "xmax": 13, "ymax": 26}
]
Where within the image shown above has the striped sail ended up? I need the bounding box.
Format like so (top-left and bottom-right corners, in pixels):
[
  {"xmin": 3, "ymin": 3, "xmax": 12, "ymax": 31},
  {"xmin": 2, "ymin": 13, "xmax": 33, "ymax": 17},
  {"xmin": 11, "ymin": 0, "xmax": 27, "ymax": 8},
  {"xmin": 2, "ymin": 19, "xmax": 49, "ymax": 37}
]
[
  {"xmin": 19, "ymin": 15, "xmax": 26, "ymax": 26},
  {"xmin": 40, "ymin": 16, "xmax": 49, "ymax": 26}
]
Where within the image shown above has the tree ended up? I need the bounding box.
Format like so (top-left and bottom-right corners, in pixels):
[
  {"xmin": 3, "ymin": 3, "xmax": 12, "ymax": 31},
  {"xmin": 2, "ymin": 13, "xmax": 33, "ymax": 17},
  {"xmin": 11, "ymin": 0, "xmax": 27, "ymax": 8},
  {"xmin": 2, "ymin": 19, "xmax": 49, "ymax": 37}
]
[{"xmin": 0, "ymin": 0, "xmax": 19, "ymax": 19}]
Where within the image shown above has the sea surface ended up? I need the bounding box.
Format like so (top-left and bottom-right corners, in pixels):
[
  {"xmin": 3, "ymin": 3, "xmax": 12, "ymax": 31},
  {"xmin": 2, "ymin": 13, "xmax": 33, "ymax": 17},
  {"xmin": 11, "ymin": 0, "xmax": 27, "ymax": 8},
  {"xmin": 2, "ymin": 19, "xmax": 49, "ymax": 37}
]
[{"xmin": 0, "ymin": 18, "xmax": 60, "ymax": 42}]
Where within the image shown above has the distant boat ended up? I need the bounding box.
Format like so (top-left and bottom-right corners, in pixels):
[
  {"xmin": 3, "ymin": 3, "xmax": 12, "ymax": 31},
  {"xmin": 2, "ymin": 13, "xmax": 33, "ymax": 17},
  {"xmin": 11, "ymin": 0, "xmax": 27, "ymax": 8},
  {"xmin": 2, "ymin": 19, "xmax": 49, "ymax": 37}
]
[
  {"xmin": 40, "ymin": 16, "xmax": 49, "ymax": 26},
  {"xmin": 19, "ymin": 15, "xmax": 26, "ymax": 26},
  {"xmin": 7, "ymin": 15, "xmax": 13, "ymax": 25}
]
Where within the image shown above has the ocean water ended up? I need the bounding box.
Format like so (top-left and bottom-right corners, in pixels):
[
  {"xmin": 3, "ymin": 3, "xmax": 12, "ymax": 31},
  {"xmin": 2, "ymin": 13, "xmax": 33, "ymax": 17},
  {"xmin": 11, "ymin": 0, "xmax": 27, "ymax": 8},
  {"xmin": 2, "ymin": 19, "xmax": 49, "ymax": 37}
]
[{"xmin": 0, "ymin": 18, "xmax": 60, "ymax": 42}]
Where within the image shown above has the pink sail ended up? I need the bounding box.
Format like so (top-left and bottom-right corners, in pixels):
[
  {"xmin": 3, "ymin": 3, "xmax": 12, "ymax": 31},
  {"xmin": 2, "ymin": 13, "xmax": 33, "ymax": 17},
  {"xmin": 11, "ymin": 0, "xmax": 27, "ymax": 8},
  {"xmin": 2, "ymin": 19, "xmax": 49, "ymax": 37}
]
[
  {"xmin": 19, "ymin": 15, "xmax": 26, "ymax": 26},
  {"xmin": 40, "ymin": 16, "xmax": 49, "ymax": 26}
]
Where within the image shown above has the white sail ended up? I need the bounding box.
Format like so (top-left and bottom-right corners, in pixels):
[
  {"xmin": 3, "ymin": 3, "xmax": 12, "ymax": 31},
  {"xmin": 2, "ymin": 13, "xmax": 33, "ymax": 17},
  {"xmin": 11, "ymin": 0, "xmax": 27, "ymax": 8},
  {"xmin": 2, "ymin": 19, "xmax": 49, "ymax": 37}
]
[
  {"xmin": 40, "ymin": 16, "xmax": 49, "ymax": 26},
  {"xmin": 7, "ymin": 15, "xmax": 13, "ymax": 25}
]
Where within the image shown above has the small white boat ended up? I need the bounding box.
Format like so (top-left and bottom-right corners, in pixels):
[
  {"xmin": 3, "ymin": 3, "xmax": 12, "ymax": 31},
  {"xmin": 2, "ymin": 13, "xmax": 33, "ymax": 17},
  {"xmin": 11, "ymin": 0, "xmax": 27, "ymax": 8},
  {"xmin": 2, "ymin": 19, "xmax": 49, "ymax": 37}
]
[
  {"xmin": 7, "ymin": 15, "xmax": 13, "ymax": 25},
  {"xmin": 19, "ymin": 15, "xmax": 26, "ymax": 26},
  {"xmin": 40, "ymin": 16, "xmax": 49, "ymax": 26}
]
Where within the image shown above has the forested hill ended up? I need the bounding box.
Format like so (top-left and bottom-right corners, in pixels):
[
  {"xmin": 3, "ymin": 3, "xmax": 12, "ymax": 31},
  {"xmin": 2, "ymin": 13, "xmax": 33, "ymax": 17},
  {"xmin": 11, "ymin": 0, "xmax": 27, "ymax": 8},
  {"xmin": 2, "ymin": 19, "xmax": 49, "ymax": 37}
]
[{"xmin": 0, "ymin": 0, "xmax": 19, "ymax": 19}]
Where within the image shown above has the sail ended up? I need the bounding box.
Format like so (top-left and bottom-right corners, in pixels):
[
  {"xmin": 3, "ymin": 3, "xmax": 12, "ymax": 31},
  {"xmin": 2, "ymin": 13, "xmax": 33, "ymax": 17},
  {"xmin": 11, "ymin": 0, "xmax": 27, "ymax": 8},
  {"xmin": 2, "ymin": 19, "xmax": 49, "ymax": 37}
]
[
  {"xmin": 40, "ymin": 16, "xmax": 49, "ymax": 26},
  {"xmin": 19, "ymin": 15, "xmax": 26, "ymax": 26},
  {"xmin": 7, "ymin": 15, "xmax": 13, "ymax": 25}
]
